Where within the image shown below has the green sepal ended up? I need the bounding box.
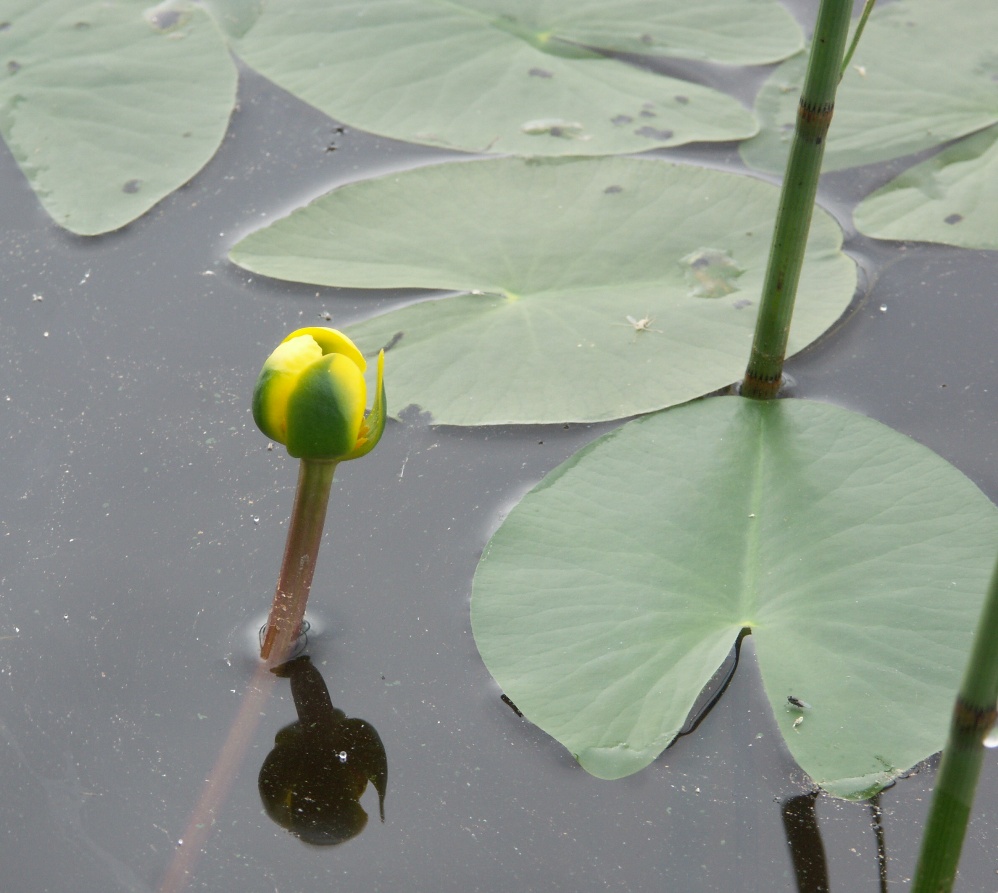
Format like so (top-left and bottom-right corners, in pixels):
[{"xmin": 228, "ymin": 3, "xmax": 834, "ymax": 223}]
[
  {"xmin": 284, "ymin": 353, "xmax": 366, "ymax": 460},
  {"xmin": 345, "ymin": 351, "xmax": 386, "ymax": 461}
]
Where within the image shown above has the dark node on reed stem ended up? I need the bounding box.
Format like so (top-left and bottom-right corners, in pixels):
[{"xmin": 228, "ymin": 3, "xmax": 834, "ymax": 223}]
[{"xmin": 736, "ymin": 372, "xmax": 797, "ymax": 401}]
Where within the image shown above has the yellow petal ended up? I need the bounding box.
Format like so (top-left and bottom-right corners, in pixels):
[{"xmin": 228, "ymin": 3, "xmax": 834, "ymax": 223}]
[
  {"xmin": 252, "ymin": 334, "xmax": 323, "ymax": 444},
  {"xmin": 281, "ymin": 327, "xmax": 366, "ymax": 372}
]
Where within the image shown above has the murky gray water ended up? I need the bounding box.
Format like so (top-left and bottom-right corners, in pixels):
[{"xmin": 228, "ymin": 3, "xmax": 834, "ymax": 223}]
[{"xmin": 0, "ymin": 56, "xmax": 995, "ymax": 893}]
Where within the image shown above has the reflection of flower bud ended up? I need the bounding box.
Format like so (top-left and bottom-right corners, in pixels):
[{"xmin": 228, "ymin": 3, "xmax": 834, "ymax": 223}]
[
  {"xmin": 259, "ymin": 657, "xmax": 388, "ymax": 846},
  {"xmin": 252, "ymin": 327, "xmax": 385, "ymax": 461}
]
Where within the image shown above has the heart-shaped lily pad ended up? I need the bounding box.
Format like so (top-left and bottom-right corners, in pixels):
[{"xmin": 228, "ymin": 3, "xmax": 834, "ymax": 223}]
[
  {"xmin": 471, "ymin": 396, "xmax": 998, "ymax": 797},
  {"xmin": 230, "ymin": 157, "xmax": 857, "ymax": 425}
]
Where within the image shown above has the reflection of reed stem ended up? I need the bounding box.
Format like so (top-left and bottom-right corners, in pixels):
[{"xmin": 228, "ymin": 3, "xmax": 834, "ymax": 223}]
[
  {"xmin": 868, "ymin": 795, "xmax": 888, "ymax": 893},
  {"xmin": 157, "ymin": 664, "xmax": 275, "ymax": 893},
  {"xmin": 780, "ymin": 792, "xmax": 829, "ymax": 893},
  {"xmin": 740, "ymin": 0, "xmax": 853, "ymax": 399},
  {"xmin": 260, "ymin": 459, "xmax": 337, "ymax": 664}
]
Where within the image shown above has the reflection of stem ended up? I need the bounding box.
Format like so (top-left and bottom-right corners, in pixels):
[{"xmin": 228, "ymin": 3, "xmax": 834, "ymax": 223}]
[
  {"xmin": 868, "ymin": 795, "xmax": 888, "ymax": 893},
  {"xmin": 157, "ymin": 663, "xmax": 275, "ymax": 893},
  {"xmin": 781, "ymin": 792, "xmax": 830, "ymax": 893},
  {"xmin": 783, "ymin": 791, "xmax": 896, "ymax": 893},
  {"xmin": 282, "ymin": 655, "xmax": 343, "ymax": 730},
  {"xmin": 261, "ymin": 459, "xmax": 337, "ymax": 664}
]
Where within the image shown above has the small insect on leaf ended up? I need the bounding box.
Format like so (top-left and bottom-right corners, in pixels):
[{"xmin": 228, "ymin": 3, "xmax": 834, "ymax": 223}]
[
  {"xmin": 787, "ymin": 695, "xmax": 812, "ymax": 711},
  {"xmin": 628, "ymin": 314, "xmax": 658, "ymax": 332},
  {"xmin": 617, "ymin": 314, "xmax": 662, "ymax": 336}
]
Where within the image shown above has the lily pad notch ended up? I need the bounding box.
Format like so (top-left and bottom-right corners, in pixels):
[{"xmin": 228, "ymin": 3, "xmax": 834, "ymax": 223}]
[{"xmin": 470, "ymin": 0, "xmax": 998, "ymax": 800}]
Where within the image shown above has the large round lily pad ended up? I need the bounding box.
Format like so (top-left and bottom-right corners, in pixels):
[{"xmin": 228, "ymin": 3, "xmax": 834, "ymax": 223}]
[
  {"xmin": 854, "ymin": 124, "xmax": 998, "ymax": 251},
  {"xmin": 471, "ymin": 396, "xmax": 998, "ymax": 797},
  {"xmin": 230, "ymin": 157, "xmax": 857, "ymax": 425},
  {"xmin": 741, "ymin": 0, "xmax": 998, "ymax": 175},
  {"xmin": 0, "ymin": 0, "xmax": 237, "ymax": 235},
  {"xmin": 225, "ymin": 0, "xmax": 803, "ymax": 156}
]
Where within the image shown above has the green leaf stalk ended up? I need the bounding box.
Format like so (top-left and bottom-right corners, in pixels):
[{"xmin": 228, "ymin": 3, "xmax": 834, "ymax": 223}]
[{"xmin": 260, "ymin": 459, "xmax": 338, "ymax": 662}]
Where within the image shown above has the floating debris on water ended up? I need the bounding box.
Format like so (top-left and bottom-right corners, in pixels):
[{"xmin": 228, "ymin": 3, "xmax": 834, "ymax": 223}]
[{"xmin": 680, "ymin": 248, "xmax": 746, "ymax": 299}]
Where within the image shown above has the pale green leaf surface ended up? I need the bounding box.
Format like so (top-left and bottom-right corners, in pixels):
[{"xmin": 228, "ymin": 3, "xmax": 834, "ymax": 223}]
[
  {"xmin": 199, "ymin": 0, "xmax": 264, "ymax": 39},
  {"xmin": 227, "ymin": 0, "xmax": 802, "ymax": 156},
  {"xmin": 0, "ymin": 0, "xmax": 237, "ymax": 234},
  {"xmin": 853, "ymin": 125, "xmax": 998, "ymax": 250},
  {"xmin": 741, "ymin": 1, "xmax": 998, "ymax": 174},
  {"xmin": 230, "ymin": 157, "xmax": 856, "ymax": 425},
  {"xmin": 471, "ymin": 397, "xmax": 998, "ymax": 796}
]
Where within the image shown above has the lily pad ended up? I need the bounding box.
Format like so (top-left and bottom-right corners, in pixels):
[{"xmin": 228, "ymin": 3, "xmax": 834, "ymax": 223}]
[
  {"xmin": 0, "ymin": 0, "xmax": 237, "ymax": 235},
  {"xmin": 853, "ymin": 124, "xmax": 998, "ymax": 250},
  {"xmin": 230, "ymin": 157, "xmax": 856, "ymax": 425},
  {"xmin": 471, "ymin": 396, "xmax": 998, "ymax": 797},
  {"xmin": 225, "ymin": 0, "xmax": 802, "ymax": 156},
  {"xmin": 740, "ymin": 0, "xmax": 998, "ymax": 174}
]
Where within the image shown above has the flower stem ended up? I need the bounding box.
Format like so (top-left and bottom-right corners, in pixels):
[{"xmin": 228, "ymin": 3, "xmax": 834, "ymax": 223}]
[
  {"xmin": 260, "ymin": 458, "xmax": 338, "ymax": 664},
  {"xmin": 740, "ymin": 0, "xmax": 853, "ymax": 399}
]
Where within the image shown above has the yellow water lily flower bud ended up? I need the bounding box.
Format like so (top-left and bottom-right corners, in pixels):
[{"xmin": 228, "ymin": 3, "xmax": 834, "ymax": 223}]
[{"xmin": 252, "ymin": 327, "xmax": 386, "ymax": 461}]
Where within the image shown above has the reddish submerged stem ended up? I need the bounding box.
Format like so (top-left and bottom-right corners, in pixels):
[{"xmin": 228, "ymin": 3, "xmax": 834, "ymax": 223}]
[
  {"xmin": 260, "ymin": 458, "xmax": 337, "ymax": 664},
  {"xmin": 157, "ymin": 663, "xmax": 275, "ymax": 893}
]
